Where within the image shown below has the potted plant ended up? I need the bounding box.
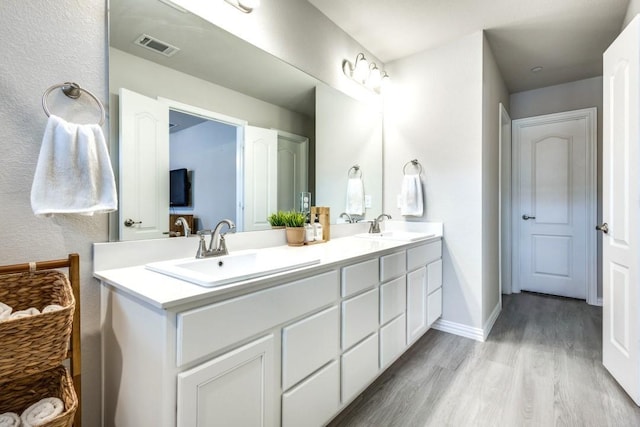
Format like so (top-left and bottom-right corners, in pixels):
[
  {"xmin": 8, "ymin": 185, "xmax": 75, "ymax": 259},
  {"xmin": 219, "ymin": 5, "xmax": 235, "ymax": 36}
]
[
  {"xmin": 282, "ymin": 210, "xmax": 306, "ymax": 246},
  {"xmin": 267, "ymin": 211, "xmax": 287, "ymax": 229}
]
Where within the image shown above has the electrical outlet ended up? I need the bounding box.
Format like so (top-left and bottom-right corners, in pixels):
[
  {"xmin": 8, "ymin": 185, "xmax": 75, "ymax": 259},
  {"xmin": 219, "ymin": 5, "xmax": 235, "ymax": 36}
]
[{"xmin": 365, "ymin": 195, "xmax": 372, "ymax": 208}]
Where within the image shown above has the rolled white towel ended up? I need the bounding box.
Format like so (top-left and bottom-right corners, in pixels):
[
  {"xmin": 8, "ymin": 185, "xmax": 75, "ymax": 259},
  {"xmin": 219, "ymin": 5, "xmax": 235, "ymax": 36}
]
[
  {"xmin": 9, "ymin": 308, "xmax": 40, "ymax": 320},
  {"xmin": 21, "ymin": 398, "xmax": 63, "ymax": 427},
  {"xmin": 0, "ymin": 412, "xmax": 21, "ymax": 427},
  {"xmin": 0, "ymin": 302, "xmax": 12, "ymax": 321},
  {"xmin": 42, "ymin": 304, "xmax": 64, "ymax": 313}
]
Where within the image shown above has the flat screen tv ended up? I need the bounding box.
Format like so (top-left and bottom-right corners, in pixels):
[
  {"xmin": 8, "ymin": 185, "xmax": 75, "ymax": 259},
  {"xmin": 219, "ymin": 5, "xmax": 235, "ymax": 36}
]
[{"xmin": 170, "ymin": 168, "xmax": 191, "ymax": 207}]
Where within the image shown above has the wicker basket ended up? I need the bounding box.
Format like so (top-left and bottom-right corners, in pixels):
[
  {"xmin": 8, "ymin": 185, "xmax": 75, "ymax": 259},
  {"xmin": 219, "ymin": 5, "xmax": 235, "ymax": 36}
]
[
  {"xmin": 0, "ymin": 365, "xmax": 77, "ymax": 427},
  {"xmin": 0, "ymin": 270, "xmax": 74, "ymax": 383}
]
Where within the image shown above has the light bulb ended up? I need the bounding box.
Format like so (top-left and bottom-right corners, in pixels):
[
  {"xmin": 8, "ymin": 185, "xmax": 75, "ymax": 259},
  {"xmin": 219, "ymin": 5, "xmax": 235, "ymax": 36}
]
[
  {"xmin": 353, "ymin": 53, "xmax": 369, "ymax": 83},
  {"xmin": 367, "ymin": 64, "xmax": 382, "ymax": 89}
]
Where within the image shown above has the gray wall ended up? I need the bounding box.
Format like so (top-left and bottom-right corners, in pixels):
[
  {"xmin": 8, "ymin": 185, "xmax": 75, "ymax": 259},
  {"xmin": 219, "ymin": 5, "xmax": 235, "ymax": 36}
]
[
  {"xmin": 624, "ymin": 0, "xmax": 640, "ymax": 27},
  {"xmin": 510, "ymin": 76, "xmax": 603, "ymax": 299},
  {"xmin": 385, "ymin": 32, "xmax": 487, "ymax": 330},
  {"xmin": 481, "ymin": 33, "xmax": 510, "ymax": 326}
]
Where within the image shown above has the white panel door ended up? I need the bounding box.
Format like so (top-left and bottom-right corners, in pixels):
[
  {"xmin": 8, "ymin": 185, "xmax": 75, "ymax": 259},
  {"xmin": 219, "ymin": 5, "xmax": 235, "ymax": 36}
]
[
  {"xmin": 177, "ymin": 335, "xmax": 275, "ymax": 427},
  {"xmin": 244, "ymin": 126, "xmax": 278, "ymax": 231},
  {"xmin": 513, "ymin": 109, "xmax": 595, "ymax": 299},
  {"xmin": 407, "ymin": 266, "xmax": 427, "ymax": 343},
  {"xmin": 277, "ymin": 132, "xmax": 308, "ymax": 212},
  {"xmin": 118, "ymin": 88, "xmax": 169, "ymax": 240},
  {"xmin": 602, "ymin": 15, "xmax": 640, "ymax": 405}
]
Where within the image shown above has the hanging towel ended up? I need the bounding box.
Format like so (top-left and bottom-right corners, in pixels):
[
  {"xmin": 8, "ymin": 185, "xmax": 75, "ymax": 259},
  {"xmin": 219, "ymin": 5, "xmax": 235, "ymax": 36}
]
[
  {"xmin": 345, "ymin": 177, "xmax": 365, "ymax": 216},
  {"xmin": 400, "ymin": 174, "xmax": 424, "ymax": 216},
  {"xmin": 30, "ymin": 114, "xmax": 117, "ymax": 217}
]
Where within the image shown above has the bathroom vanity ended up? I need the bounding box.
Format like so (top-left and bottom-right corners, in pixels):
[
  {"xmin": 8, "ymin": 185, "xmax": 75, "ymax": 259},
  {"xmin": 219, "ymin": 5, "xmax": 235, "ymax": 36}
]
[{"xmin": 95, "ymin": 223, "xmax": 443, "ymax": 427}]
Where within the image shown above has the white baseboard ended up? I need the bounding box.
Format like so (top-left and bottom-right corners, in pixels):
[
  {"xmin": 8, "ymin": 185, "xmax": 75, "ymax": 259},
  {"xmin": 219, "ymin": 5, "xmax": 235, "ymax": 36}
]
[
  {"xmin": 482, "ymin": 302, "xmax": 501, "ymax": 340},
  {"xmin": 432, "ymin": 302, "xmax": 502, "ymax": 342},
  {"xmin": 596, "ymin": 297, "xmax": 603, "ymax": 307}
]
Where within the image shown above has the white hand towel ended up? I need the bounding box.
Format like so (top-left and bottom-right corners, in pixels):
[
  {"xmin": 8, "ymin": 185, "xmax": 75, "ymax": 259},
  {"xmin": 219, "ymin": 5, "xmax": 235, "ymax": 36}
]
[
  {"xmin": 400, "ymin": 174, "xmax": 424, "ymax": 216},
  {"xmin": 0, "ymin": 412, "xmax": 21, "ymax": 427},
  {"xmin": 9, "ymin": 307, "xmax": 40, "ymax": 320},
  {"xmin": 21, "ymin": 397, "xmax": 63, "ymax": 427},
  {"xmin": 346, "ymin": 177, "xmax": 365, "ymax": 216},
  {"xmin": 42, "ymin": 304, "xmax": 64, "ymax": 313},
  {"xmin": 0, "ymin": 302, "xmax": 12, "ymax": 321},
  {"xmin": 30, "ymin": 114, "xmax": 117, "ymax": 217}
]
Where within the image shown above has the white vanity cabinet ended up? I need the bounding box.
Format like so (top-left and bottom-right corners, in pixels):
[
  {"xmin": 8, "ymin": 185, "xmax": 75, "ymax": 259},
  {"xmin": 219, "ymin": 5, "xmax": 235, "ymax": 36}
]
[{"xmin": 99, "ymin": 234, "xmax": 443, "ymax": 427}]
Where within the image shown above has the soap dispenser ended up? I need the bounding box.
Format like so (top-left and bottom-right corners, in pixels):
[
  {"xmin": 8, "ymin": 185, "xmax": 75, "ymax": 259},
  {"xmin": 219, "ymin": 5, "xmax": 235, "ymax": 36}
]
[
  {"xmin": 305, "ymin": 216, "xmax": 315, "ymax": 242},
  {"xmin": 313, "ymin": 214, "xmax": 323, "ymax": 241}
]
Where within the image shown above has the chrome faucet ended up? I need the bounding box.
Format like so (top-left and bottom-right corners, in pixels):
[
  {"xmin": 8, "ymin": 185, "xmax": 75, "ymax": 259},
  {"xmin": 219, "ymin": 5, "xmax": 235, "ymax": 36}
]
[
  {"xmin": 339, "ymin": 212, "xmax": 354, "ymax": 223},
  {"xmin": 174, "ymin": 217, "xmax": 191, "ymax": 237},
  {"xmin": 369, "ymin": 213, "xmax": 392, "ymax": 233},
  {"xmin": 196, "ymin": 219, "xmax": 236, "ymax": 258}
]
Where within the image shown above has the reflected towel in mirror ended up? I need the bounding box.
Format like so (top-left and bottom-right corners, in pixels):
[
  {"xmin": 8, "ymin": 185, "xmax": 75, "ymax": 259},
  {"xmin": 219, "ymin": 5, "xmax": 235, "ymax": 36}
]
[
  {"xmin": 30, "ymin": 114, "xmax": 117, "ymax": 216},
  {"xmin": 400, "ymin": 174, "xmax": 423, "ymax": 216},
  {"xmin": 346, "ymin": 177, "xmax": 364, "ymax": 216}
]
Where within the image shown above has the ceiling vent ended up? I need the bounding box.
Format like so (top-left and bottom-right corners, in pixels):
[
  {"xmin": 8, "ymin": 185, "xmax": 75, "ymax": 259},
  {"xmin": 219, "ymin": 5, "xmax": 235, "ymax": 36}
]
[{"xmin": 134, "ymin": 34, "xmax": 180, "ymax": 57}]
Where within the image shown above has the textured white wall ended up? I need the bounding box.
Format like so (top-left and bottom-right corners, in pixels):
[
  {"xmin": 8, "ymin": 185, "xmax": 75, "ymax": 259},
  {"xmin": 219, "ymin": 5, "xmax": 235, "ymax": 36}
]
[
  {"xmin": 0, "ymin": 1, "xmax": 107, "ymax": 425},
  {"xmin": 385, "ymin": 32, "xmax": 485, "ymax": 329},
  {"xmin": 510, "ymin": 76, "xmax": 603, "ymax": 299},
  {"xmin": 481, "ymin": 34, "xmax": 510, "ymax": 325}
]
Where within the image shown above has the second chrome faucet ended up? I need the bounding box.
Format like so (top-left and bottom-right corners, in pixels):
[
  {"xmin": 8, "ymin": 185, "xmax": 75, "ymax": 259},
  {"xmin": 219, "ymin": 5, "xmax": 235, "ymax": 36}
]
[
  {"xmin": 196, "ymin": 219, "xmax": 236, "ymax": 258},
  {"xmin": 369, "ymin": 213, "xmax": 391, "ymax": 233}
]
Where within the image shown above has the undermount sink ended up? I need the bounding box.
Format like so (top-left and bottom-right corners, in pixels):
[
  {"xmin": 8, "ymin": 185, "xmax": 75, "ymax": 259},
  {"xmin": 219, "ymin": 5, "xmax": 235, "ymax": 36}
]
[
  {"xmin": 355, "ymin": 231, "xmax": 435, "ymax": 242},
  {"xmin": 145, "ymin": 251, "xmax": 320, "ymax": 288}
]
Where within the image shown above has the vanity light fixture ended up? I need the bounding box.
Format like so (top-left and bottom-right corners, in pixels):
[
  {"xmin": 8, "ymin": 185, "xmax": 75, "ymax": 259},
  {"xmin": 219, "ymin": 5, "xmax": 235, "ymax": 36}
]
[
  {"xmin": 342, "ymin": 52, "xmax": 389, "ymax": 93},
  {"xmin": 224, "ymin": 0, "xmax": 260, "ymax": 13}
]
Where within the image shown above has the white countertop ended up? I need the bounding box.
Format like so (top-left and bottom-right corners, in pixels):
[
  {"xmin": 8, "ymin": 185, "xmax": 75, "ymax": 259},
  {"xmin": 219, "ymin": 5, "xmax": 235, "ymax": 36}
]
[{"xmin": 94, "ymin": 222, "xmax": 443, "ymax": 310}]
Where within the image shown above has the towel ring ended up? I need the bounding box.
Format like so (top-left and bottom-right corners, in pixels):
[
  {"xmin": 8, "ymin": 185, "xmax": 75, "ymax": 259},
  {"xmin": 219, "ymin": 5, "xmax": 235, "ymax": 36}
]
[
  {"xmin": 42, "ymin": 82, "xmax": 106, "ymax": 126},
  {"xmin": 403, "ymin": 159, "xmax": 423, "ymax": 176},
  {"xmin": 348, "ymin": 165, "xmax": 362, "ymax": 178}
]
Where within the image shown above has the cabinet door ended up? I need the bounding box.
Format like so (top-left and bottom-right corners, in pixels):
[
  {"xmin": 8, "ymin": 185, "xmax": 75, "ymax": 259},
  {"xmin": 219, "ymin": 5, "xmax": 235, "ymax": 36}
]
[
  {"xmin": 177, "ymin": 335, "xmax": 275, "ymax": 427},
  {"xmin": 407, "ymin": 267, "xmax": 427, "ymax": 344}
]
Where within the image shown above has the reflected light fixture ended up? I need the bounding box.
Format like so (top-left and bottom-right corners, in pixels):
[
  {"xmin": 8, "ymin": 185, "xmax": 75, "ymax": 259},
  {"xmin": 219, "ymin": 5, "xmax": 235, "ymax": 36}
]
[
  {"xmin": 224, "ymin": 0, "xmax": 260, "ymax": 13},
  {"xmin": 342, "ymin": 52, "xmax": 389, "ymax": 93}
]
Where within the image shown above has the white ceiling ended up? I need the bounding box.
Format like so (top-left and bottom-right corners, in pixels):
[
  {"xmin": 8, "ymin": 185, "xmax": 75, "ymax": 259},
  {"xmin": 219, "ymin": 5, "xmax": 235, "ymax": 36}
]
[{"xmin": 307, "ymin": 0, "xmax": 630, "ymax": 92}]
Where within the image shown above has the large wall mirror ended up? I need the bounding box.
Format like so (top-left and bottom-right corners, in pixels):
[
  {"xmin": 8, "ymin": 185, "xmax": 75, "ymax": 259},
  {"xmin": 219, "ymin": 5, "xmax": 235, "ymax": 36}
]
[{"xmin": 109, "ymin": 0, "xmax": 382, "ymax": 241}]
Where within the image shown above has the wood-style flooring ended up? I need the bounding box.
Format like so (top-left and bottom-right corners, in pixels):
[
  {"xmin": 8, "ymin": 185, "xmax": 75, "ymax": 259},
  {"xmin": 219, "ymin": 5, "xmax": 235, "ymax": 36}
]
[{"xmin": 328, "ymin": 292, "xmax": 640, "ymax": 426}]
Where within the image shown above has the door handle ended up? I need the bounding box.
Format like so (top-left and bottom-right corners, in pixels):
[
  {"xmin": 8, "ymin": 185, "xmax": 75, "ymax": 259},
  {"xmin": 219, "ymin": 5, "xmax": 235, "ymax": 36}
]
[
  {"xmin": 124, "ymin": 218, "xmax": 142, "ymax": 227},
  {"xmin": 595, "ymin": 223, "xmax": 609, "ymax": 234},
  {"xmin": 522, "ymin": 214, "xmax": 536, "ymax": 220}
]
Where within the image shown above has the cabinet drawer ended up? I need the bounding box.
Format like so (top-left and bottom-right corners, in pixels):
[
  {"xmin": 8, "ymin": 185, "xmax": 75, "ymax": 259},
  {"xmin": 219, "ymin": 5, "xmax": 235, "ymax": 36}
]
[
  {"xmin": 427, "ymin": 287, "xmax": 443, "ymax": 326},
  {"xmin": 177, "ymin": 270, "xmax": 339, "ymax": 366},
  {"xmin": 380, "ymin": 251, "xmax": 406, "ymax": 282},
  {"xmin": 407, "ymin": 240, "xmax": 442, "ymax": 271},
  {"xmin": 341, "ymin": 258, "xmax": 379, "ymax": 297},
  {"xmin": 342, "ymin": 288, "xmax": 379, "ymax": 350},
  {"xmin": 380, "ymin": 314, "xmax": 406, "ymax": 368},
  {"xmin": 427, "ymin": 259, "xmax": 443, "ymax": 294},
  {"xmin": 380, "ymin": 276, "xmax": 406, "ymax": 325},
  {"xmin": 341, "ymin": 333, "xmax": 378, "ymax": 404},
  {"xmin": 282, "ymin": 306, "xmax": 339, "ymax": 390},
  {"xmin": 282, "ymin": 360, "xmax": 340, "ymax": 427}
]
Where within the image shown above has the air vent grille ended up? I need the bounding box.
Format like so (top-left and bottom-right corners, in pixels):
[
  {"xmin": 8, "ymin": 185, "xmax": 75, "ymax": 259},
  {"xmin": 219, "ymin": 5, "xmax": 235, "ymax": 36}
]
[{"xmin": 134, "ymin": 34, "xmax": 180, "ymax": 57}]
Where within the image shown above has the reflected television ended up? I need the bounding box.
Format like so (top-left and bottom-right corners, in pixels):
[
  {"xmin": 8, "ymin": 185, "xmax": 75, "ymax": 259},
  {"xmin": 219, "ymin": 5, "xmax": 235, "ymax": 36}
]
[{"xmin": 170, "ymin": 168, "xmax": 191, "ymax": 207}]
